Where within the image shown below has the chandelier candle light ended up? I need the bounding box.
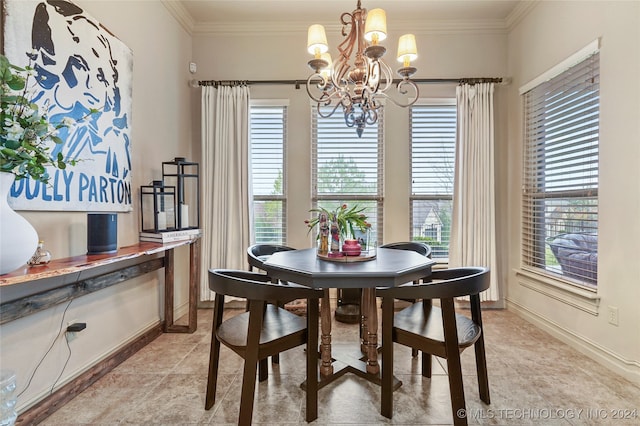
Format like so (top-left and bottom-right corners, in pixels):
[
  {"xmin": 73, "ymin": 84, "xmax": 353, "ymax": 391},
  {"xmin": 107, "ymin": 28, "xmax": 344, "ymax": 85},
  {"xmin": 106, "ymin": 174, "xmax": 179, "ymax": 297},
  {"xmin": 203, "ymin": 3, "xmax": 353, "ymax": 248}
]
[{"xmin": 306, "ymin": 0, "xmax": 419, "ymax": 136}]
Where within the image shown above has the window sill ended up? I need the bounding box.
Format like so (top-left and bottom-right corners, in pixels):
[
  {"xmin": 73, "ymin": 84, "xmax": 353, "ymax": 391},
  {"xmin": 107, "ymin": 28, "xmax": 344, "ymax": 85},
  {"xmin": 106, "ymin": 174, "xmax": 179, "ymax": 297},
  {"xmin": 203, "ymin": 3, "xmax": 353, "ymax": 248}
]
[{"xmin": 514, "ymin": 267, "xmax": 601, "ymax": 316}]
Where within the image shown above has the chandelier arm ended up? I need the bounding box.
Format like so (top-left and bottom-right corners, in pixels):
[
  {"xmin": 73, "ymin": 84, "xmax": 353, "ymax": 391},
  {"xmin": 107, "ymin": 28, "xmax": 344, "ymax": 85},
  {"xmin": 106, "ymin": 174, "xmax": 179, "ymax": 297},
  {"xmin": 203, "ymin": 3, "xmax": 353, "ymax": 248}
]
[
  {"xmin": 396, "ymin": 79, "xmax": 420, "ymax": 105},
  {"xmin": 365, "ymin": 108, "xmax": 378, "ymax": 125},
  {"xmin": 375, "ymin": 59, "xmax": 395, "ymax": 92},
  {"xmin": 317, "ymin": 101, "xmax": 344, "ymax": 118},
  {"xmin": 375, "ymin": 80, "xmax": 420, "ymax": 108},
  {"xmin": 305, "ymin": 73, "xmax": 331, "ymax": 103}
]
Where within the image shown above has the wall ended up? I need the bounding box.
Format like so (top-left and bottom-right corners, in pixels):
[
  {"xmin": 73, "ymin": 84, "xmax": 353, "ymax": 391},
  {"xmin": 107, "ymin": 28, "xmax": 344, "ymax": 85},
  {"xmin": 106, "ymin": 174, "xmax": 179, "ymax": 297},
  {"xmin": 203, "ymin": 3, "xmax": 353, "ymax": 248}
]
[
  {"xmin": 506, "ymin": 1, "xmax": 640, "ymax": 384},
  {"xmin": 0, "ymin": 0, "xmax": 193, "ymax": 412}
]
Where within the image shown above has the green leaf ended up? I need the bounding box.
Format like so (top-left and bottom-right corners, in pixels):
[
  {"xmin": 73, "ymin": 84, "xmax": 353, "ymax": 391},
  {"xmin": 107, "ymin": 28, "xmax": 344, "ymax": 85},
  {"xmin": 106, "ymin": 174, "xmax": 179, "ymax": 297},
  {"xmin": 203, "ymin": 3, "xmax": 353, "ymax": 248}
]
[{"xmin": 3, "ymin": 139, "xmax": 20, "ymax": 150}]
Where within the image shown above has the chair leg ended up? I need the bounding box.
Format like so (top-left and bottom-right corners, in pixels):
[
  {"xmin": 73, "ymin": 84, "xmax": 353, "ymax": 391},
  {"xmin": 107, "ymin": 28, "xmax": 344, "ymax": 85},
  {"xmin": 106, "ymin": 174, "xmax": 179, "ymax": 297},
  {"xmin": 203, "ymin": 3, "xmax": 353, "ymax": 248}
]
[
  {"xmin": 380, "ymin": 296, "xmax": 395, "ymax": 419},
  {"xmin": 420, "ymin": 299, "xmax": 433, "ymax": 377},
  {"xmin": 306, "ymin": 298, "xmax": 319, "ymax": 422},
  {"xmin": 470, "ymin": 296, "xmax": 490, "ymax": 404},
  {"xmin": 421, "ymin": 352, "xmax": 432, "ymax": 378},
  {"xmin": 238, "ymin": 301, "xmax": 265, "ymax": 425},
  {"xmin": 441, "ymin": 298, "xmax": 467, "ymax": 426},
  {"xmin": 239, "ymin": 360, "xmax": 258, "ymax": 425},
  {"xmin": 272, "ymin": 301, "xmax": 285, "ymax": 365},
  {"xmin": 258, "ymin": 358, "xmax": 268, "ymax": 382},
  {"xmin": 205, "ymin": 296, "xmax": 225, "ymax": 410}
]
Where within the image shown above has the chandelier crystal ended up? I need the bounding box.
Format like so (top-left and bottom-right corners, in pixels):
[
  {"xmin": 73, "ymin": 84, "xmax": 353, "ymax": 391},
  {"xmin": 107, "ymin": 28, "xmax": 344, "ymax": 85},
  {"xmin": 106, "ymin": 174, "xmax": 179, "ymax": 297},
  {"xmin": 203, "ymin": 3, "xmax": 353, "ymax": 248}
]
[{"xmin": 306, "ymin": 0, "xmax": 419, "ymax": 137}]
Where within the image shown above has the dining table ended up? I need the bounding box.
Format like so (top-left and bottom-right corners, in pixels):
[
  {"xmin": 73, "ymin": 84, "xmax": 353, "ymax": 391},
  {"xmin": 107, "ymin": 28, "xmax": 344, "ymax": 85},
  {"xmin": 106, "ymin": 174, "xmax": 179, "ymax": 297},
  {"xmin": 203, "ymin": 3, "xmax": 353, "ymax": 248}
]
[{"xmin": 262, "ymin": 247, "xmax": 435, "ymax": 389}]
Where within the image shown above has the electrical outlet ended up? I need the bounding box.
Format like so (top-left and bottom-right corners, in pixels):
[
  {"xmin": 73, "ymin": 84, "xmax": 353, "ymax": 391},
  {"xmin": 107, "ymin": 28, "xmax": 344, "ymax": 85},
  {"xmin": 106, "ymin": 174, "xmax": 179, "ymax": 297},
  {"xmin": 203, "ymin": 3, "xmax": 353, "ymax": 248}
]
[
  {"xmin": 66, "ymin": 319, "xmax": 85, "ymax": 341},
  {"xmin": 607, "ymin": 306, "xmax": 619, "ymax": 326}
]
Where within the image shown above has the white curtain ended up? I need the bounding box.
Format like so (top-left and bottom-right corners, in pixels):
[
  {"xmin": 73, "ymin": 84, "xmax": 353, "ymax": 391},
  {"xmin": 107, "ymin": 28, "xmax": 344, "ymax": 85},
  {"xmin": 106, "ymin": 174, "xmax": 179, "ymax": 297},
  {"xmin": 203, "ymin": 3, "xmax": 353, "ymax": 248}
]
[
  {"xmin": 449, "ymin": 83, "xmax": 499, "ymax": 301},
  {"xmin": 200, "ymin": 85, "xmax": 251, "ymax": 301}
]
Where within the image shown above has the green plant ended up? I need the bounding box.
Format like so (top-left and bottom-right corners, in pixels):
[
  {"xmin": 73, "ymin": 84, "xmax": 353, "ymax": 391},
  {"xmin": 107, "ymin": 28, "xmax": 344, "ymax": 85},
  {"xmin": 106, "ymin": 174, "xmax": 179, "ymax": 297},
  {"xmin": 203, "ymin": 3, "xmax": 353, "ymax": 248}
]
[
  {"xmin": 305, "ymin": 203, "xmax": 370, "ymax": 239},
  {"xmin": 0, "ymin": 54, "xmax": 96, "ymax": 183}
]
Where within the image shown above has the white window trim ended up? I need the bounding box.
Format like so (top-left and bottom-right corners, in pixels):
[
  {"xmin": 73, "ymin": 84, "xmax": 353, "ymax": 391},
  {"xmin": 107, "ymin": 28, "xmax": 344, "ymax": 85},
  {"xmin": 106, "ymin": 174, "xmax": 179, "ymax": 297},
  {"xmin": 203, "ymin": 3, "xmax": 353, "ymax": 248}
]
[
  {"xmin": 251, "ymin": 99, "xmax": 290, "ymax": 106},
  {"xmin": 515, "ymin": 267, "xmax": 601, "ymax": 316},
  {"xmin": 409, "ymin": 100, "xmax": 456, "ymax": 260},
  {"xmin": 517, "ymin": 39, "xmax": 601, "ymax": 310},
  {"xmin": 249, "ymin": 103, "xmax": 288, "ymax": 245},
  {"xmin": 519, "ymin": 38, "xmax": 600, "ymax": 95}
]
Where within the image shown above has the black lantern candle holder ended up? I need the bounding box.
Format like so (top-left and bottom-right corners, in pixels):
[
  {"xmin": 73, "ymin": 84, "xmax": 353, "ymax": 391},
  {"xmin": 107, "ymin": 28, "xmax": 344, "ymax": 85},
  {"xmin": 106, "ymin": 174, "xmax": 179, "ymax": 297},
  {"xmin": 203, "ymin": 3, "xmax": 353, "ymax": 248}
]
[
  {"xmin": 140, "ymin": 180, "xmax": 177, "ymax": 232},
  {"xmin": 162, "ymin": 157, "xmax": 200, "ymax": 230}
]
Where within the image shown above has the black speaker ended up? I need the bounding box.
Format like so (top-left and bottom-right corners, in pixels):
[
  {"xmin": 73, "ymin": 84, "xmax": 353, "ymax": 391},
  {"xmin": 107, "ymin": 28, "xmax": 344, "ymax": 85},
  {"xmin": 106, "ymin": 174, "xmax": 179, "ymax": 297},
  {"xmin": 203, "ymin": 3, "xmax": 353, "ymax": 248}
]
[{"xmin": 87, "ymin": 213, "xmax": 118, "ymax": 254}]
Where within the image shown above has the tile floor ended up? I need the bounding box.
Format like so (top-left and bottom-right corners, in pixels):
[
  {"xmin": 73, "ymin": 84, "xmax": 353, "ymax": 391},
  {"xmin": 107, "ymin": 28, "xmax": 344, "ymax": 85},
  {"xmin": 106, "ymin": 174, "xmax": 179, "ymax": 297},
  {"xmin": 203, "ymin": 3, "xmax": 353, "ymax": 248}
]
[{"xmin": 41, "ymin": 307, "xmax": 640, "ymax": 425}]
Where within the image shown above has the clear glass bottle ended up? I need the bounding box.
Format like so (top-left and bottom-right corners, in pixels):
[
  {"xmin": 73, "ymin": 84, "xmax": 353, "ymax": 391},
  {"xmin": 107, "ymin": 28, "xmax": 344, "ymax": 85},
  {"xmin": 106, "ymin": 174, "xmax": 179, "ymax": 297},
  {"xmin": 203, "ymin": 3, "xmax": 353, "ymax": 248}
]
[
  {"xmin": 27, "ymin": 240, "xmax": 52, "ymax": 266},
  {"xmin": 0, "ymin": 369, "xmax": 17, "ymax": 426}
]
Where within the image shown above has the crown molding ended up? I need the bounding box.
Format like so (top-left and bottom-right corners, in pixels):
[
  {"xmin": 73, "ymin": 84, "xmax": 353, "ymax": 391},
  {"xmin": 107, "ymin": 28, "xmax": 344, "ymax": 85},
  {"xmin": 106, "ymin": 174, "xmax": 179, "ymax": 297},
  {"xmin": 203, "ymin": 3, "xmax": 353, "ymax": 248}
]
[
  {"xmin": 505, "ymin": 0, "xmax": 539, "ymax": 31},
  {"xmin": 161, "ymin": 0, "xmax": 195, "ymax": 35},
  {"xmin": 162, "ymin": 2, "xmax": 534, "ymax": 38},
  {"xmin": 189, "ymin": 19, "xmax": 510, "ymax": 37}
]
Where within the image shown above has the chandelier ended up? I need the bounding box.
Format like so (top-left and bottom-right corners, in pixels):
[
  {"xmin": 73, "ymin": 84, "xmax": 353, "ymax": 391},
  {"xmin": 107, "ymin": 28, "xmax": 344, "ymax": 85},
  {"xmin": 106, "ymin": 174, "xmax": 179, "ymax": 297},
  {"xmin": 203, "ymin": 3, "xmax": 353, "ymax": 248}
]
[{"xmin": 306, "ymin": 0, "xmax": 419, "ymax": 137}]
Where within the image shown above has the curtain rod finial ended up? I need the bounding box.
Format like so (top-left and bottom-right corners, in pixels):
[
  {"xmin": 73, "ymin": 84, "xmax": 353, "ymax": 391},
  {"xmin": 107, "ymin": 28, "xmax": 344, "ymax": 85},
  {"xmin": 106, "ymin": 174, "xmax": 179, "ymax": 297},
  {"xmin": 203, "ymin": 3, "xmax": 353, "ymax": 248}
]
[{"xmin": 189, "ymin": 79, "xmax": 199, "ymax": 88}]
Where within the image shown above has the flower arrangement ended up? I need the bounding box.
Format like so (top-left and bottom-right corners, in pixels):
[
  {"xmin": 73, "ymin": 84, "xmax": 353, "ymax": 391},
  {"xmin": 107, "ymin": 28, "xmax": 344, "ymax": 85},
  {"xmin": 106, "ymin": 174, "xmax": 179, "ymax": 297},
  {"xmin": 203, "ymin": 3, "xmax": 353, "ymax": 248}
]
[
  {"xmin": 305, "ymin": 203, "xmax": 371, "ymax": 239},
  {"xmin": 0, "ymin": 54, "xmax": 96, "ymax": 183}
]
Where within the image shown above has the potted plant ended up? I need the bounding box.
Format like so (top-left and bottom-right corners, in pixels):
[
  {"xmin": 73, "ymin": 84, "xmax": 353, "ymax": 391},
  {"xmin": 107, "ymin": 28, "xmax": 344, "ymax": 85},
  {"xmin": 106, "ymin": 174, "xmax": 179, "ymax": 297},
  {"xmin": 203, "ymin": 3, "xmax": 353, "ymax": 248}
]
[
  {"xmin": 0, "ymin": 54, "xmax": 95, "ymax": 274},
  {"xmin": 305, "ymin": 203, "xmax": 371, "ymax": 256}
]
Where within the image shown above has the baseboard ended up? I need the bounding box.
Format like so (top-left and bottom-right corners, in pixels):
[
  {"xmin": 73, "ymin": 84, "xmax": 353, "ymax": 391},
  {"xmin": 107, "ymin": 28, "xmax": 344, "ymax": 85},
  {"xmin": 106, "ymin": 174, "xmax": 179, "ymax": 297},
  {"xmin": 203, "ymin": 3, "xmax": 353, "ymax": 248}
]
[
  {"xmin": 174, "ymin": 300, "xmax": 190, "ymax": 320},
  {"xmin": 506, "ymin": 298, "xmax": 640, "ymax": 386},
  {"xmin": 15, "ymin": 323, "xmax": 163, "ymax": 425}
]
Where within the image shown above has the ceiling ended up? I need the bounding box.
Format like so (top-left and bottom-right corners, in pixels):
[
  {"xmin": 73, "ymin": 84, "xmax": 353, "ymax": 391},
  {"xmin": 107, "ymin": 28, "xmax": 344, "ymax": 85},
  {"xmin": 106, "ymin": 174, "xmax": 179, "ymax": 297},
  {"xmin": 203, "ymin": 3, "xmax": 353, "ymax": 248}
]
[{"xmin": 169, "ymin": 0, "xmax": 530, "ymax": 33}]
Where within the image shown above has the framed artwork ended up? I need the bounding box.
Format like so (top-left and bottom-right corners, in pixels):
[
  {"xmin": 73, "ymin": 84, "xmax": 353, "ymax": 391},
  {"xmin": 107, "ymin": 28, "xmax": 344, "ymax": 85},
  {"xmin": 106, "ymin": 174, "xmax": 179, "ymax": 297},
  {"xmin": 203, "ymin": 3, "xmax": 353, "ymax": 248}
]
[{"xmin": 2, "ymin": 0, "xmax": 133, "ymax": 211}]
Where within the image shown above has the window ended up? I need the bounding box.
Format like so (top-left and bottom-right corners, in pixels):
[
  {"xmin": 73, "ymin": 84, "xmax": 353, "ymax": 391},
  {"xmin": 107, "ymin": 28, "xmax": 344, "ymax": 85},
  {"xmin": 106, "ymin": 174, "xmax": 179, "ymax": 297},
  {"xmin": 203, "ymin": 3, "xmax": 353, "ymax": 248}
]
[
  {"xmin": 249, "ymin": 102, "xmax": 287, "ymax": 244},
  {"xmin": 521, "ymin": 50, "xmax": 599, "ymax": 288},
  {"xmin": 410, "ymin": 101, "xmax": 456, "ymax": 259},
  {"xmin": 311, "ymin": 106, "xmax": 383, "ymax": 245}
]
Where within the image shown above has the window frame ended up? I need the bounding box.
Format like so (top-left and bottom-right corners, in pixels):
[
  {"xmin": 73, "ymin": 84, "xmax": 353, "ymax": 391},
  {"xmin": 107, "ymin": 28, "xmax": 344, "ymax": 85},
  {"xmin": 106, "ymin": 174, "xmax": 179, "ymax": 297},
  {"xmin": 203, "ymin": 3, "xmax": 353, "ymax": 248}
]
[
  {"xmin": 409, "ymin": 99, "xmax": 457, "ymax": 260},
  {"xmin": 311, "ymin": 104, "xmax": 384, "ymax": 244},
  {"xmin": 249, "ymin": 100, "xmax": 288, "ymax": 245},
  {"xmin": 520, "ymin": 43, "xmax": 600, "ymax": 290}
]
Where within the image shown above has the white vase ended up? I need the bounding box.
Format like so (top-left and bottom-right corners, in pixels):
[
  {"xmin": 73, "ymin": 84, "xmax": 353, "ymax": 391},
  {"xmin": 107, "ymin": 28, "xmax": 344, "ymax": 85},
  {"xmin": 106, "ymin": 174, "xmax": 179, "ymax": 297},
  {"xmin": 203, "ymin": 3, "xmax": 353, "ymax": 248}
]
[{"xmin": 0, "ymin": 172, "xmax": 39, "ymax": 275}]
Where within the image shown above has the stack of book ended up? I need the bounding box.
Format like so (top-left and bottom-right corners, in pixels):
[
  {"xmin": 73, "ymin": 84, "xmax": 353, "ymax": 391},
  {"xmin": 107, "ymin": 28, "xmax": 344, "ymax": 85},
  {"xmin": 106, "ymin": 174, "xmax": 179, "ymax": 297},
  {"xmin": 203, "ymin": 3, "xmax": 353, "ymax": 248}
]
[{"xmin": 139, "ymin": 228, "xmax": 201, "ymax": 243}]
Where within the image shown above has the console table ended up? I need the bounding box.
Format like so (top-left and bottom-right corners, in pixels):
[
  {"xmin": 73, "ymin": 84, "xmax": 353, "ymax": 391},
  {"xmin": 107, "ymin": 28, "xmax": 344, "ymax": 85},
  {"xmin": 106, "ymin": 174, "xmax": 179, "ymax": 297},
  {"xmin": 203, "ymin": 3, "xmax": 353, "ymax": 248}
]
[{"xmin": 0, "ymin": 238, "xmax": 201, "ymax": 333}]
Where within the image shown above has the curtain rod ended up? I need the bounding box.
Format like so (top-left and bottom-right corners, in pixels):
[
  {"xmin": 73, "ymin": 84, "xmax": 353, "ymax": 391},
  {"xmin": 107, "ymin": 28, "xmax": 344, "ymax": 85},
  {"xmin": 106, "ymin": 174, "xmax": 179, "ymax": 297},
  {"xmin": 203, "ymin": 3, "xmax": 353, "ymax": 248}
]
[{"xmin": 196, "ymin": 77, "xmax": 504, "ymax": 88}]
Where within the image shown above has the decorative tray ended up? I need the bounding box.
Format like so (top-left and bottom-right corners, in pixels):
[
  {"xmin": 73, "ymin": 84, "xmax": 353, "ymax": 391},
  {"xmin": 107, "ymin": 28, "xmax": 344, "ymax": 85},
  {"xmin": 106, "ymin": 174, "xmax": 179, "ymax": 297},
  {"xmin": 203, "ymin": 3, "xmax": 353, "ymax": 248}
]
[{"xmin": 316, "ymin": 251, "xmax": 376, "ymax": 263}]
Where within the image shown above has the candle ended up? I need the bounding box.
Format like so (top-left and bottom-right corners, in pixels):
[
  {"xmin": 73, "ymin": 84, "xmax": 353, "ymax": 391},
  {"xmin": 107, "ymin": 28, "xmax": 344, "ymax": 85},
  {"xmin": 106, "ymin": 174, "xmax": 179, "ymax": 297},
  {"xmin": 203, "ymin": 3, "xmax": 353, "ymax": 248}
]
[
  {"xmin": 181, "ymin": 204, "xmax": 189, "ymax": 228},
  {"xmin": 157, "ymin": 211, "xmax": 167, "ymax": 230}
]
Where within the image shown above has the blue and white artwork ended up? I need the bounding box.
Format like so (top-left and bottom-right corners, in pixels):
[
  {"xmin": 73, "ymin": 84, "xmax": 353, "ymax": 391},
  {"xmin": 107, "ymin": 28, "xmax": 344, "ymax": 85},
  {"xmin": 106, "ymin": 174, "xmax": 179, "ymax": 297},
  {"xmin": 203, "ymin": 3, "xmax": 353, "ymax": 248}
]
[{"xmin": 3, "ymin": 0, "xmax": 133, "ymax": 211}]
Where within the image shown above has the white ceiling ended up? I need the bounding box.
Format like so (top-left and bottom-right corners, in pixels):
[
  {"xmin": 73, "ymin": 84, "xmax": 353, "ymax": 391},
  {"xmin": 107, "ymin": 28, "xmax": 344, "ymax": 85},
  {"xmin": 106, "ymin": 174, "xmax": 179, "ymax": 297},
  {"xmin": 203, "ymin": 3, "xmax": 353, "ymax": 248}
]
[{"xmin": 169, "ymin": 0, "xmax": 530, "ymax": 33}]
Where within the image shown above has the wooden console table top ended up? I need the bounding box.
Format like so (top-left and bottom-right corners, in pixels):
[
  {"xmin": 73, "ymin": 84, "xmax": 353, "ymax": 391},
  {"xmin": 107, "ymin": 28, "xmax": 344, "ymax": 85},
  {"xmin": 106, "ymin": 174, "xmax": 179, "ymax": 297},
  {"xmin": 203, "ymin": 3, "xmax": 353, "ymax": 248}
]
[
  {"xmin": 0, "ymin": 240, "xmax": 195, "ymax": 286},
  {"xmin": 0, "ymin": 238, "xmax": 201, "ymax": 334}
]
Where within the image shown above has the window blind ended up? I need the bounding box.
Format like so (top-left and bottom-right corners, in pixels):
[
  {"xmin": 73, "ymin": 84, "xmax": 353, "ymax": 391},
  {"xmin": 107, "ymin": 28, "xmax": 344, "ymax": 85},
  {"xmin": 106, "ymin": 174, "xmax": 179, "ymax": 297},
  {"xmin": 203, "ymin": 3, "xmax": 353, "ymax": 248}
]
[
  {"xmin": 410, "ymin": 102, "xmax": 456, "ymax": 258},
  {"xmin": 522, "ymin": 52, "xmax": 599, "ymax": 288},
  {"xmin": 249, "ymin": 105, "xmax": 287, "ymax": 244},
  {"xmin": 311, "ymin": 106, "xmax": 384, "ymax": 240}
]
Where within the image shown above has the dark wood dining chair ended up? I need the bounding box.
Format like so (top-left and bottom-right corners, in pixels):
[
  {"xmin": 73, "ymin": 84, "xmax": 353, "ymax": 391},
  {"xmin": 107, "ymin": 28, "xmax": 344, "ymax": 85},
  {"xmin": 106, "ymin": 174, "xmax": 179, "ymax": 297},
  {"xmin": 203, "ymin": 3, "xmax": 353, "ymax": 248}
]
[
  {"xmin": 368, "ymin": 242, "xmax": 432, "ymax": 358},
  {"xmin": 380, "ymin": 241, "xmax": 432, "ymax": 258},
  {"xmin": 247, "ymin": 243, "xmax": 296, "ymax": 272},
  {"xmin": 378, "ymin": 267, "xmax": 490, "ymax": 425},
  {"xmin": 247, "ymin": 243, "xmax": 298, "ymax": 369},
  {"xmin": 205, "ymin": 269, "xmax": 322, "ymax": 424}
]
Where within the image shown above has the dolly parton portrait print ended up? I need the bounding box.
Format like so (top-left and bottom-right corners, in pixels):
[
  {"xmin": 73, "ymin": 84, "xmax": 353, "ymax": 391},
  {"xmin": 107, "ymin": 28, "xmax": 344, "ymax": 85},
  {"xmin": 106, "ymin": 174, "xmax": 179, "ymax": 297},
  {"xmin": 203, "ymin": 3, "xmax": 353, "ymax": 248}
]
[{"xmin": 3, "ymin": 0, "xmax": 133, "ymax": 211}]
